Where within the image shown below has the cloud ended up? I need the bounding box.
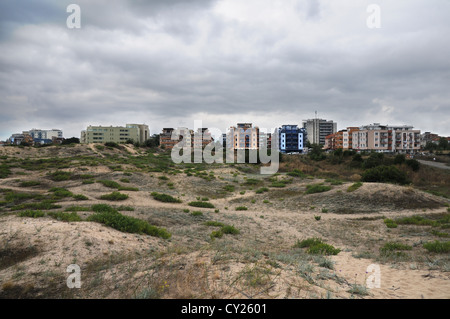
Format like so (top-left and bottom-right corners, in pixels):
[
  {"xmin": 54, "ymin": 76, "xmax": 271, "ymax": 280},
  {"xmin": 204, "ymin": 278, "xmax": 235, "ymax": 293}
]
[{"xmin": 0, "ymin": 0, "xmax": 449, "ymax": 141}]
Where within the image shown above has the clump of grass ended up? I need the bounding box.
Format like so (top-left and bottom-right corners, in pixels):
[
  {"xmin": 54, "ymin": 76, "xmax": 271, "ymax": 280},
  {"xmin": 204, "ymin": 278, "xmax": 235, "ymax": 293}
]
[
  {"xmin": 321, "ymin": 208, "xmax": 328, "ymax": 213},
  {"xmin": 204, "ymin": 221, "xmax": 225, "ymax": 227},
  {"xmin": 188, "ymin": 201, "xmax": 215, "ymax": 208},
  {"xmin": 116, "ymin": 205, "xmax": 135, "ymax": 211},
  {"xmin": 120, "ymin": 178, "xmax": 130, "ymax": 183},
  {"xmin": 348, "ymin": 284, "xmax": 369, "ymax": 296},
  {"xmin": 65, "ymin": 206, "xmax": 91, "ymax": 212},
  {"xmin": 183, "ymin": 209, "xmax": 190, "ymax": 213},
  {"xmin": 210, "ymin": 230, "xmax": 223, "ymax": 239},
  {"xmin": 18, "ymin": 210, "xmax": 45, "ymax": 218},
  {"xmin": 158, "ymin": 176, "xmax": 169, "ymax": 181},
  {"xmin": 384, "ymin": 218, "xmax": 398, "ymax": 228},
  {"xmin": 98, "ymin": 180, "xmax": 139, "ymax": 191},
  {"xmin": 223, "ymin": 185, "xmax": 235, "ymax": 192},
  {"xmin": 48, "ymin": 212, "xmax": 82, "ymax": 222},
  {"xmin": 423, "ymin": 241, "xmax": 450, "ymax": 253},
  {"xmin": 395, "ymin": 215, "xmax": 438, "ymax": 227},
  {"xmin": 48, "ymin": 171, "xmax": 71, "ymax": 181},
  {"xmin": 150, "ymin": 192, "xmax": 181, "ymax": 203},
  {"xmin": 347, "ymin": 182, "xmax": 363, "ymax": 193},
  {"xmin": 255, "ymin": 187, "xmax": 269, "ymax": 194},
  {"xmin": 430, "ymin": 230, "xmax": 449, "ymax": 238},
  {"xmin": 11, "ymin": 200, "xmax": 61, "ymax": 211},
  {"xmin": 87, "ymin": 207, "xmax": 171, "ymax": 239},
  {"xmin": 314, "ymin": 216, "xmax": 321, "ymax": 221},
  {"xmin": 294, "ymin": 238, "xmax": 340, "ymax": 255},
  {"xmin": 305, "ymin": 184, "xmax": 331, "ymax": 195},
  {"xmin": 191, "ymin": 211, "xmax": 203, "ymax": 217},
  {"xmin": 19, "ymin": 181, "xmax": 41, "ymax": 187},
  {"xmin": 287, "ymin": 169, "xmax": 305, "ymax": 178},
  {"xmin": 236, "ymin": 206, "xmax": 248, "ymax": 211},
  {"xmin": 380, "ymin": 242, "xmax": 412, "ymax": 257},
  {"xmin": 73, "ymin": 194, "xmax": 88, "ymax": 201},
  {"xmin": 49, "ymin": 187, "xmax": 73, "ymax": 198},
  {"xmin": 100, "ymin": 191, "xmax": 129, "ymax": 201}
]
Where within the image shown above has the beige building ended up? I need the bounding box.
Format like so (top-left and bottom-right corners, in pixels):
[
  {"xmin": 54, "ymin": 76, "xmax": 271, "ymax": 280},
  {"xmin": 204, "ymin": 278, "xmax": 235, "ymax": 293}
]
[
  {"xmin": 352, "ymin": 124, "xmax": 420, "ymax": 153},
  {"xmin": 159, "ymin": 127, "xmax": 193, "ymax": 150},
  {"xmin": 81, "ymin": 124, "xmax": 149, "ymax": 144},
  {"xmin": 227, "ymin": 123, "xmax": 259, "ymax": 150}
]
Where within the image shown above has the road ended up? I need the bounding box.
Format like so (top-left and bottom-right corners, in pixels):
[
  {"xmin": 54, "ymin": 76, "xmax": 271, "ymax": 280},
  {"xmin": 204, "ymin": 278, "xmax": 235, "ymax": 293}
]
[{"xmin": 418, "ymin": 160, "xmax": 450, "ymax": 170}]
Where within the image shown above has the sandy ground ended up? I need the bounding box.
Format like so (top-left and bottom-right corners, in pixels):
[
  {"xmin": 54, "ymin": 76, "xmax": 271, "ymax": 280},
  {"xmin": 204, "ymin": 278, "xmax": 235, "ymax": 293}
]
[{"xmin": 0, "ymin": 146, "xmax": 449, "ymax": 299}]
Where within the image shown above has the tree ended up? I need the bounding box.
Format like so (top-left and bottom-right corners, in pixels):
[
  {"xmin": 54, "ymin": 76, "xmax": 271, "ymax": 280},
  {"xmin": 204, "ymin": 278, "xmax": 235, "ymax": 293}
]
[
  {"xmin": 308, "ymin": 143, "xmax": 326, "ymax": 161},
  {"xmin": 143, "ymin": 134, "xmax": 160, "ymax": 148},
  {"xmin": 61, "ymin": 137, "xmax": 80, "ymax": 145},
  {"xmin": 438, "ymin": 137, "xmax": 449, "ymax": 150}
]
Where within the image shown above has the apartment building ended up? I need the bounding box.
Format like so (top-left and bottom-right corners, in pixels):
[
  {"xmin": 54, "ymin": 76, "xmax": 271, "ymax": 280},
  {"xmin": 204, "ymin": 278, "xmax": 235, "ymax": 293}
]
[
  {"xmin": 352, "ymin": 124, "xmax": 421, "ymax": 153},
  {"xmin": 159, "ymin": 127, "xmax": 193, "ymax": 150},
  {"xmin": 193, "ymin": 128, "xmax": 214, "ymax": 149},
  {"xmin": 303, "ymin": 118, "xmax": 337, "ymax": 145},
  {"xmin": 324, "ymin": 127, "xmax": 359, "ymax": 150},
  {"xmin": 259, "ymin": 132, "xmax": 272, "ymax": 150},
  {"xmin": 227, "ymin": 123, "xmax": 259, "ymax": 150},
  {"xmin": 81, "ymin": 124, "xmax": 149, "ymax": 144},
  {"xmin": 278, "ymin": 125, "xmax": 306, "ymax": 153}
]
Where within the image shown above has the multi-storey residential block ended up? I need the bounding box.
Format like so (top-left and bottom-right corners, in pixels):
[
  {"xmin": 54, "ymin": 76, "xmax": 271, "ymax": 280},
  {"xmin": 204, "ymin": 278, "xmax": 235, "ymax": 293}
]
[
  {"xmin": 159, "ymin": 127, "xmax": 192, "ymax": 150},
  {"xmin": 302, "ymin": 118, "xmax": 337, "ymax": 145},
  {"xmin": 324, "ymin": 127, "xmax": 359, "ymax": 150},
  {"xmin": 227, "ymin": 123, "xmax": 259, "ymax": 150},
  {"xmin": 352, "ymin": 124, "xmax": 421, "ymax": 153},
  {"xmin": 28, "ymin": 129, "xmax": 63, "ymax": 141},
  {"xmin": 259, "ymin": 132, "xmax": 272, "ymax": 150},
  {"xmin": 278, "ymin": 125, "xmax": 307, "ymax": 153},
  {"xmin": 80, "ymin": 124, "xmax": 149, "ymax": 144},
  {"xmin": 193, "ymin": 128, "xmax": 214, "ymax": 149}
]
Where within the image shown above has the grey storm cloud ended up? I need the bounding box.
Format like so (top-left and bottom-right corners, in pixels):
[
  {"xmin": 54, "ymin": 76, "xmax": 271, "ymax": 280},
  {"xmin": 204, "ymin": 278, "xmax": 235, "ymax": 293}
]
[{"xmin": 0, "ymin": 0, "xmax": 450, "ymax": 140}]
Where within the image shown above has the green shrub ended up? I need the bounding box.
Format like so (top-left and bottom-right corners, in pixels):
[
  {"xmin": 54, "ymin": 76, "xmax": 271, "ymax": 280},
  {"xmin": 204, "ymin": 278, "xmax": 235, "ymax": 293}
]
[
  {"xmin": 223, "ymin": 185, "xmax": 235, "ymax": 192},
  {"xmin": 395, "ymin": 215, "xmax": 438, "ymax": 227},
  {"xmin": 48, "ymin": 212, "xmax": 82, "ymax": 222},
  {"xmin": 244, "ymin": 178, "xmax": 262, "ymax": 185},
  {"xmin": 48, "ymin": 171, "xmax": 71, "ymax": 181},
  {"xmin": 236, "ymin": 206, "xmax": 248, "ymax": 211},
  {"xmin": 73, "ymin": 194, "xmax": 88, "ymax": 201},
  {"xmin": 210, "ymin": 230, "xmax": 224, "ymax": 239},
  {"xmin": 19, "ymin": 181, "xmax": 41, "ymax": 187},
  {"xmin": 188, "ymin": 201, "xmax": 215, "ymax": 208},
  {"xmin": 120, "ymin": 178, "xmax": 130, "ymax": 183},
  {"xmin": 315, "ymin": 216, "xmax": 321, "ymax": 221},
  {"xmin": 0, "ymin": 165, "xmax": 12, "ymax": 179},
  {"xmin": 18, "ymin": 210, "xmax": 45, "ymax": 218},
  {"xmin": 287, "ymin": 169, "xmax": 305, "ymax": 178},
  {"xmin": 11, "ymin": 200, "xmax": 61, "ymax": 211},
  {"xmin": 158, "ymin": 176, "xmax": 169, "ymax": 181},
  {"xmin": 100, "ymin": 191, "xmax": 129, "ymax": 201},
  {"xmin": 150, "ymin": 192, "xmax": 181, "ymax": 203},
  {"xmin": 384, "ymin": 218, "xmax": 398, "ymax": 228},
  {"xmin": 49, "ymin": 187, "xmax": 73, "ymax": 198},
  {"xmin": 65, "ymin": 206, "xmax": 91, "ymax": 212},
  {"xmin": 347, "ymin": 182, "xmax": 363, "ymax": 193},
  {"xmin": 255, "ymin": 187, "xmax": 269, "ymax": 194},
  {"xmin": 305, "ymin": 184, "xmax": 332, "ymax": 194},
  {"xmin": 405, "ymin": 159, "xmax": 420, "ymax": 171},
  {"xmin": 307, "ymin": 243, "xmax": 341, "ymax": 255},
  {"xmin": 423, "ymin": 240, "xmax": 450, "ymax": 253},
  {"xmin": 92, "ymin": 204, "xmax": 117, "ymax": 213},
  {"xmin": 361, "ymin": 165, "xmax": 409, "ymax": 185},
  {"xmin": 294, "ymin": 238, "xmax": 340, "ymax": 255},
  {"xmin": 380, "ymin": 242, "xmax": 412, "ymax": 255},
  {"xmin": 88, "ymin": 209, "xmax": 171, "ymax": 239},
  {"xmin": 204, "ymin": 221, "xmax": 225, "ymax": 227},
  {"xmin": 221, "ymin": 225, "xmax": 240, "ymax": 235},
  {"xmin": 98, "ymin": 180, "xmax": 121, "ymax": 189}
]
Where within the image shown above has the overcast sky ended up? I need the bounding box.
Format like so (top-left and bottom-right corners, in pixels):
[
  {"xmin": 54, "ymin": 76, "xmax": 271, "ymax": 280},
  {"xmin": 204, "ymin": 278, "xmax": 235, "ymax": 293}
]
[{"xmin": 1, "ymin": 0, "xmax": 449, "ymax": 140}]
